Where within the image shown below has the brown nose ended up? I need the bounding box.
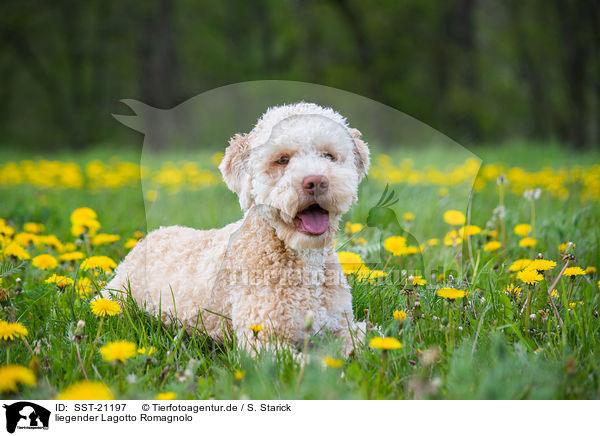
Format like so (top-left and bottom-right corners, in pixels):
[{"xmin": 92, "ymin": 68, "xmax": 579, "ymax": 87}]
[{"xmin": 302, "ymin": 175, "xmax": 329, "ymax": 196}]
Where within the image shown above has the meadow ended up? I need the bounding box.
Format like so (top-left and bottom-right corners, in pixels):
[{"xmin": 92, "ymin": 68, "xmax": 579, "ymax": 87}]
[{"xmin": 1, "ymin": 142, "xmax": 599, "ymax": 400}]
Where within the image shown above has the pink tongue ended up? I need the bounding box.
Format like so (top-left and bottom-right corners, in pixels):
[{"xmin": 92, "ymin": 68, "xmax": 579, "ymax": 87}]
[{"xmin": 298, "ymin": 209, "xmax": 329, "ymax": 234}]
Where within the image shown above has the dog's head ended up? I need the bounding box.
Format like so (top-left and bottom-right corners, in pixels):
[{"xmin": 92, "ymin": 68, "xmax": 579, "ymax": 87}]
[{"xmin": 219, "ymin": 102, "xmax": 369, "ymax": 249}]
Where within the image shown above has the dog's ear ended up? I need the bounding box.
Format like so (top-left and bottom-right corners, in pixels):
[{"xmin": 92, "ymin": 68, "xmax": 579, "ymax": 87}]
[
  {"xmin": 349, "ymin": 128, "xmax": 370, "ymax": 181},
  {"xmin": 219, "ymin": 133, "xmax": 254, "ymax": 210}
]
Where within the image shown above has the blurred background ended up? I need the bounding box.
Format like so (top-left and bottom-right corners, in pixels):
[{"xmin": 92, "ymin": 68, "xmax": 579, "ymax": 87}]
[{"xmin": 0, "ymin": 0, "xmax": 598, "ymax": 151}]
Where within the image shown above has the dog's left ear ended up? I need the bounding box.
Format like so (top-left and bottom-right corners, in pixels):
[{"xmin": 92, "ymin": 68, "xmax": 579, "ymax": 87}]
[
  {"xmin": 219, "ymin": 133, "xmax": 254, "ymax": 210},
  {"xmin": 349, "ymin": 128, "xmax": 370, "ymax": 181}
]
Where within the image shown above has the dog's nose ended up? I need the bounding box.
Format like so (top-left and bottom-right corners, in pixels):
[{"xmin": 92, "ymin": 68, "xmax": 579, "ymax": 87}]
[{"xmin": 302, "ymin": 175, "xmax": 329, "ymax": 196}]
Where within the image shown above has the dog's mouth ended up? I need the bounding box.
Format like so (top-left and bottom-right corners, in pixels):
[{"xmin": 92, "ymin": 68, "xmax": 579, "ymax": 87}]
[{"xmin": 293, "ymin": 204, "xmax": 329, "ymax": 235}]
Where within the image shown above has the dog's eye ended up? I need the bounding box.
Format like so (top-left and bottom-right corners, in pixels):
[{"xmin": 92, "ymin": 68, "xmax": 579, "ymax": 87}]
[
  {"xmin": 276, "ymin": 156, "xmax": 290, "ymax": 165},
  {"xmin": 323, "ymin": 152, "xmax": 336, "ymax": 162}
]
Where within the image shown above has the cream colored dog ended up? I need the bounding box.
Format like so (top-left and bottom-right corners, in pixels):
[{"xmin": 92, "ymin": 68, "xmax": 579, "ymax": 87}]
[{"xmin": 104, "ymin": 102, "xmax": 370, "ymax": 354}]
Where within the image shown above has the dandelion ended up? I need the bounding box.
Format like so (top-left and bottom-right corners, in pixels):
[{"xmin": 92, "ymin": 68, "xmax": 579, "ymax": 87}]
[
  {"xmin": 23, "ymin": 222, "xmax": 44, "ymax": 234},
  {"xmin": 80, "ymin": 256, "xmax": 117, "ymax": 274},
  {"xmin": 45, "ymin": 274, "xmax": 74, "ymax": 289},
  {"xmin": 517, "ymin": 269, "xmax": 543, "ymax": 285},
  {"xmin": 443, "ymin": 230, "xmax": 462, "ymax": 247},
  {"xmin": 100, "ymin": 340, "xmax": 137, "ymax": 363},
  {"xmin": 519, "ymin": 237, "xmax": 537, "ymax": 248},
  {"xmin": 91, "ymin": 233, "xmax": 121, "ymax": 246},
  {"xmin": 563, "ymin": 267, "xmax": 586, "ymax": 277},
  {"xmin": 250, "ymin": 324, "xmax": 263, "ymax": 338},
  {"xmin": 0, "ymin": 365, "xmax": 36, "ymax": 393},
  {"xmin": 124, "ymin": 238, "xmax": 138, "ymax": 249},
  {"xmin": 0, "ymin": 320, "xmax": 28, "ymax": 341},
  {"xmin": 513, "ymin": 223, "xmax": 532, "ymax": 236},
  {"xmin": 3, "ymin": 243, "xmax": 31, "ymax": 260},
  {"xmin": 90, "ymin": 298, "xmax": 121, "ymax": 317},
  {"xmin": 337, "ymin": 251, "xmax": 365, "ymax": 274},
  {"xmin": 75, "ymin": 277, "xmax": 94, "ymax": 298},
  {"xmin": 56, "ymin": 381, "xmax": 114, "ymax": 400},
  {"xmin": 585, "ymin": 266, "xmax": 596, "ymax": 274},
  {"xmin": 393, "ymin": 310, "xmax": 408, "ymax": 322},
  {"xmin": 483, "ymin": 241, "xmax": 501, "ymax": 252},
  {"xmin": 383, "ymin": 236, "xmax": 407, "ymax": 256},
  {"xmin": 407, "ymin": 275, "xmax": 427, "ymax": 286},
  {"xmin": 137, "ymin": 346, "xmax": 157, "ymax": 356},
  {"xmin": 234, "ymin": 370, "xmax": 246, "ymax": 380},
  {"xmin": 58, "ymin": 251, "xmax": 85, "ymax": 262},
  {"xmin": 32, "ymin": 254, "xmax": 58, "ymax": 270},
  {"xmin": 437, "ymin": 288, "xmax": 465, "ymax": 299},
  {"xmin": 443, "ymin": 210, "xmax": 466, "ymax": 226},
  {"xmin": 402, "ymin": 212, "xmax": 415, "ymax": 222},
  {"xmin": 427, "ymin": 238, "xmax": 439, "ymax": 246},
  {"xmin": 458, "ymin": 225, "xmax": 482, "ymax": 238},
  {"xmin": 344, "ymin": 222, "xmax": 363, "ymax": 234},
  {"xmin": 155, "ymin": 392, "xmax": 177, "ymax": 400},
  {"xmin": 369, "ymin": 336, "xmax": 402, "ymax": 350},
  {"xmin": 322, "ymin": 356, "xmax": 344, "ymax": 368},
  {"xmin": 509, "ymin": 259, "xmax": 532, "ymax": 272},
  {"xmin": 355, "ymin": 237, "xmax": 367, "ymax": 245},
  {"xmin": 526, "ymin": 259, "xmax": 556, "ymax": 271},
  {"xmin": 505, "ymin": 283, "xmax": 522, "ymax": 300},
  {"xmin": 558, "ymin": 242, "xmax": 575, "ymax": 252}
]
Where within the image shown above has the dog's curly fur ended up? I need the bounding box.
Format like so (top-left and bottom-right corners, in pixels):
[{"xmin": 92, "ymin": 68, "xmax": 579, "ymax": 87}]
[{"xmin": 103, "ymin": 102, "xmax": 370, "ymax": 354}]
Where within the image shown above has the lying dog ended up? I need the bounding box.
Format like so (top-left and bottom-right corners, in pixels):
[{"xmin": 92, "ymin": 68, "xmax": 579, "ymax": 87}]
[{"xmin": 104, "ymin": 102, "xmax": 370, "ymax": 354}]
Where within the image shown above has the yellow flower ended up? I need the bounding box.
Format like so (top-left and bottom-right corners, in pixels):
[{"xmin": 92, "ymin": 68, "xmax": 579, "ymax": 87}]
[
  {"xmin": 383, "ymin": 236, "xmax": 407, "ymax": 256},
  {"xmin": 519, "ymin": 237, "xmax": 537, "ymax": 247},
  {"xmin": 408, "ymin": 275, "xmax": 427, "ymax": 286},
  {"xmin": 71, "ymin": 207, "xmax": 97, "ymax": 223},
  {"xmin": 563, "ymin": 267, "xmax": 586, "ymax": 277},
  {"xmin": 100, "ymin": 340, "xmax": 137, "ymax": 363},
  {"xmin": 211, "ymin": 152, "xmax": 224, "ymax": 166},
  {"xmin": 70, "ymin": 208, "xmax": 101, "ymax": 237},
  {"xmin": 483, "ymin": 240, "xmax": 502, "ymax": 252},
  {"xmin": 23, "ymin": 222, "xmax": 45, "ymax": 234},
  {"xmin": 145, "ymin": 190, "xmax": 158, "ymax": 202},
  {"xmin": 45, "ymin": 274, "xmax": 74, "ymax": 289},
  {"xmin": 443, "ymin": 210, "xmax": 466, "ymax": 226},
  {"xmin": 250, "ymin": 324, "xmax": 263, "ymax": 335},
  {"xmin": 234, "ymin": 370, "xmax": 246, "ymax": 380},
  {"xmin": 124, "ymin": 238, "xmax": 138, "ymax": 249},
  {"xmin": 90, "ymin": 298, "xmax": 121, "ymax": 317},
  {"xmin": 509, "ymin": 259, "xmax": 532, "ymax": 272},
  {"xmin": 505, "ymin": 283, "xmax": 522, "ymax": 300},
  {"xmin": 355, "ymin": 267, "xmax": 387, "ymax": 282},
  {"xmin": 487, "ymin": 229, "xmax": 499, "ymax": 239},
  {"xmin": 439, "ymin": 187, "xmax": 449, "ymax": 196},
  {"xmin": 427, "ymin": 238, "xmax": 439, "ymax": 246},
  {"xmin": 0, "ymin": 365, "xmax": 36, "ymax": 393},
  {"xmin": 569, "ymin": 302, "xmax": 577, "ymax": 309},
  {"xmin": 443, "ymin": 230, "xmax": 462, "ymax": 246},
  {"xmin": 344, "ymin": 222, "xmax": 363, "ymax": 234},
  {"xmin": 56, "ymin": 381, "xmax": 114, "ymax": 400},
  {"xmin": 137, "ymin": 346, "xmax": 157, "ymax": 356},
  {"xmin": 32, "ymin": 254, "xmax": 58, "ymax": 270},
  {"xmin": 322, "ymin": 356, "xmax": 343, "ymax": 368},
  {"xmin": 337, "ymin": 251, "xmax": 365, "ymax": 274},
  {"xmin": 13, "ymin": 232, "xmax": 37, "ymax": 246},
  {"xmin": 155, "ymin": 392, "xmax": 177, "ymax": 400},
  {"xmin": 80, "ymin": 256, "xmax": 117, "ymax": 274},
  {"xmin": 91, "ymin": 233, "xmax": 121, "ymax": 246},
  {"xmin": 369, "ymin": 336, "xmax": 402, "ymax": 350},
  {"xmin": 458, "ymin": 225, "xmax": 482, "ymax": 238},
  {"xmin": 551, "ymin": 289, "xmax": 559, "ymax": 298},
  {"xmin": 436, "ymin": 288, "xmax": 465, "ymax": 299},
  {"xmin": 0, "ymin": 320, "xmax": 28, "ymax": 341},
  {"xmin": 3, "ymin": 242, "xmax": 31, "ymax": 260},
  {"xmin": 393, "ymin": 310, "xmax": 408, "ymax": 322},
  {"xmin": 402, "ymin": 212, "xmax": 415, "ymax": 222},
  {"xmin": 513, "ymin": 223, "xmax": 532, "ymax": 237},
  {"xmin": 355, "ymin": 237, "xmax": 367, "ymax": 245},
  {"xmin": 75, "ymin": 277, "xmax": 94, "ymax": 298},
  {"xmin": 517, "ymin": 269, "xmax": 543, "ymax": 285},
  {"xmin": 558, "ymin": 242, "xmax": 575, "ymax": 252},
  {"xmin": 584, "ymin": 266, "xmax": 596, "ymax": 274},
  {"xmin": 58, "ymin": 251, "xmax": 85, "ymax": 262},
  {"xmin": 526, "ymin": 259, "xmax": 556, "ymax": 271}
]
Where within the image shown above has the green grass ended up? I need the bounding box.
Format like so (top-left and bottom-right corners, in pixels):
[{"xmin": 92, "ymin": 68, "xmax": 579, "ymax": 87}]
[{"xmin": 1, "ymin": 142, "xmax": 599, "ymax": 400}]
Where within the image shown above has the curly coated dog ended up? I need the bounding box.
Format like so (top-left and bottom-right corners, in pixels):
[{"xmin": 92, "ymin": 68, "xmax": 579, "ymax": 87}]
[{"xmin": 103, "ymin": 102, "xmax": 370, "ymax": 354}]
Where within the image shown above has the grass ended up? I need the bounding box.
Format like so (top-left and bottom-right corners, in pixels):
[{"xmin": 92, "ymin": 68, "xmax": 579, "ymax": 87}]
[{"xmin": 1, "ymin": 142, "xmax": 599, "ymax": 400}]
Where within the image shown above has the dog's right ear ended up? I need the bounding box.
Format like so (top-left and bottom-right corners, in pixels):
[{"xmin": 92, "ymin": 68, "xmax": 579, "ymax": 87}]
[{"xmin": 219, "ymin": 133, "xmax": 254, "ymax": 210}]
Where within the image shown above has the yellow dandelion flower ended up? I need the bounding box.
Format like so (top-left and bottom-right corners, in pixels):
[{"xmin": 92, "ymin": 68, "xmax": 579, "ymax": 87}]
[
  {"xmin": 32, "ymin": 254, "xmax": 58, "ymax": 270},
  {"xmin": 584, "ymin": 266, "xmax": 596, "ymax": 274},
  {"xmin": 383, "ymin": 236, "xmax": 407, "ymax": 256},
  {"xmin": 369, "ymin": 336, "xmax": 402, "ymax": 350},
  {"xmin": 526, "ymin": 259, "xmax": 556, "ymax": 271},
  {"xmin": 14, "ymin": 232, "xmax": 37, "ymax": 246},
  {"xmin": 558, "ymin": 242, "xmax": 575, "ymax": 252},
  {"xmin": 80, "ymin": 256, "xmax": 117, "ymax": 274},
  {"xmin": 322, "ymin": 356, "xmax": 344, "ymax": 368},
  {"xmin": 0, "ymin": 320, "xmax": 28, "ymax": 341},
  {"xmin": 337, "ymin": 251, "xmax": 365, "ymax": 274},
  {"xmin": 402, "ymin": 212, "xmax": 415, "ymax": 222},
  {"xmin": 519, "ymin": 237, "xmax": 537, "ymax": 247},
  {"xmin": 90, "ymin": 298, "xmax": 121, "ymax": 317},
  {"xmin": 58, "ymin": 251, "xmax": 85, "ymax": 262},
  {"xmin": 124, "ymin": 238, "xmax": 138, "ymax": 249},
  {"xmin": 0, "ymin": 365, "xmax": 36, "ymax": 393},
  {"xmin": 100, "ymin": 340, "xmax": 137, "ymax": 363},
  {"xmin": 443, "ymin": 210, "xmax": 466, "ymax": 226},
  {"xmin": 355, "ymin": 237, "xmax": 367, "ymax": 245},
  {"xmin": 443, "ymin": 230, "xmax": 462, "ymax": 246},
  {"xmin": 155, "ymin": 392, "xmax": 177, "ymax": 400},
  {"xmin": 211, "ymin": 151, "xmax": 224, "ymax": 166},
  {"xmin": 71, "ymin": 207, "xmax": 97, "ymax": 223},
  {"xmin": 509, "ymin": 259, "xmax": 532, "ymax": 272},
  {"xmin": 406, "ymin": 275, "xmax": 426, "ymax": 286},
  {"xmin": 344, "ymin": 222, "xmax": 363, "ymax": 234},
  {"xmin": 505, "ymin": 283, "xmax": 522, "ymax": 300},
  {"xmin": 436, "ymin": 288, "xmax": 465, "ymax": 299},
  {"xmin": 71, "ymin": 219, "xmax": 101, "ymax": 237},
  {"xmin": 458, "ymin": 225, "xmax": 482, "ymax": 238},
  {"xmin": 56, "ymin": 381, "xmax": 114, "ymax": 400},
  {"xmin": 250, "ymin": 324, "xmax": 263, "ymax": 335},
  {"xmin": 91, "ymin": 233, "xmax": 121, "ymax": 246},
  {"xmin": 137, "ymin": 346, "xmax": 157, "ymax": 356},
  {"xmin": 427, "ymin": 238, "xmax": 439, "ymax": 246},
  {"xmin": 3, "ymin": 242, "xmax": 31, "ymax": 260},
  {"xmin": 23, "ymin": 222, "xmax": 45, "ymax": 234},
  {"xmin": 75, "ymin": 277, "xmax": 95, "ymax": 298},
  {"xmin": 569, "ymin": 302, "xmax": 577, "ymax": 309},
  {"xmin": 513, "ymin": 223, "xmax": 532, "ymax": 237},
  {"xmin": 45, "ymin": 274, "xmax": 74, "ymax": 289},
  {"xmin": 439, "ymin": 187, "xmax": 449, "ymax": 196},
  {"xmin": 234, "ymin": 370, "xmax": 246, "ymax": 380},
  {"xmin": 487, "ymin": 229, "xmax": 499, "ymax": 239},
  {"xmin": 551, "ymin": 289, "xmax": 559, "ymax": 298},
  {"xmin": 517, "ymin": 269, "xmax": 543, "ymax": 285},
  {"xmin": 393, "ymin": 310, "xmax": 408, "ymax": 322},
  {"xmin": 563, "ymin": 267, "xmax": 586, "ymax": 277},
  {"xmin": 483, "ymin": 240, "xmax": 502, "ymax": 252}
]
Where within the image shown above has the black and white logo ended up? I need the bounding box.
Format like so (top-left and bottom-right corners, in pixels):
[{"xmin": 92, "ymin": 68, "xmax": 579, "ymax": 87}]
[{"xmin": 3, "ymin": 402, "xmax": 50, "ymax": 434}]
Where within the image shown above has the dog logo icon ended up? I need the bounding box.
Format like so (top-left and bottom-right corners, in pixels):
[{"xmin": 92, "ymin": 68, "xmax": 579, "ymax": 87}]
[{"xmin": 2, "ymin": 402, "xmax": 50, "ymax": 433}]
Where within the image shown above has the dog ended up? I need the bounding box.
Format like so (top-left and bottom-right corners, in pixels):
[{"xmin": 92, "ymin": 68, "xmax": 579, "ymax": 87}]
[{"xmin": 103, "ymin": 102, "xmax": 370, "ymax": 354}]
